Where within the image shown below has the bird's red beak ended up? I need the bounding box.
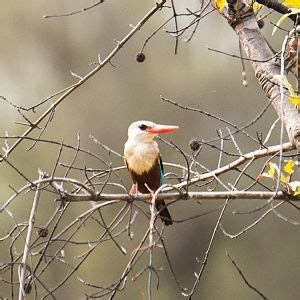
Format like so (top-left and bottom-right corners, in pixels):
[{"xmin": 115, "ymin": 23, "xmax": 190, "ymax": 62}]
[{"xmin": 146, "ymin": 124, "xmax": 179, "ymax": 134}]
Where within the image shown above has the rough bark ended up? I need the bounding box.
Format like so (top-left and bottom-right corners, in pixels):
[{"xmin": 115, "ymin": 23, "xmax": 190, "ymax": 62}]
[{"xmin": 230, "ymin": 7, "xmax": 299, "ymax": 150}]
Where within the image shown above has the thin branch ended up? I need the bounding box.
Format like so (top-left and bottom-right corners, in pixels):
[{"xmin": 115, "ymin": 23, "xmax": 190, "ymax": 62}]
[
  {"xmin": 219, "ymin": 201, "xmax": 285, "ymax": 239},
  {"xmin": 183, "ymin": 199, "xmax": 229, "ymax": 299},
  {"xmin": 18, "ymin": 173, "xmax": 43, "ymax": 300},
  {"xmin": 171, "ymin": 142, "xmax": 294, "ymax": 191},
  {"xmin": 226, "ymin": 252, "xmax": 268, "ymax": 299},
  {"xmin": 207, "ymin": 46, "xmax": 280, "ymax": 63},
  {"xmin": 161, "ymin": 95, "xmax": 258, "ymax": 143},
  {"xmin": 148, "ymin": 193, "xmax": 157, "ymax": 300},
  {"xmin": 170, "ymin": 0, "xmax": 179, "ymax": 54},
  {"xmin": 43, "ymin": 0, "xmax": 105, "ymax": 18},
  {"xmin": 0, "ymin": 0, "xmax": 167, "ymax": 163}
]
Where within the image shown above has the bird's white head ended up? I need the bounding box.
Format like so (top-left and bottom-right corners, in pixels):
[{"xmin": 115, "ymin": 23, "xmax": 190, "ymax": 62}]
[{"xmin": 127, "ymin": 120, "xmax": 179, "ymax": 142}]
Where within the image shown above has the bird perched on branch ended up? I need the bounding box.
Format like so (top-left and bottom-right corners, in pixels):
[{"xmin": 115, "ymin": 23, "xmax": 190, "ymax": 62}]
[{"xmin": 124, "ymin": 120, "xmax": 179, "ymax": 226}]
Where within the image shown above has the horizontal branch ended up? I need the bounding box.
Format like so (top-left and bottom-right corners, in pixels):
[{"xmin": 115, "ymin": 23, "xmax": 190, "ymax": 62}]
[
  {"xmin": 61, "ymin": 191, "xmax": 298, "ymax": 202},
  {"xmin": 1, "ymin": 143, "xmax": 295, "ymax": 212},
  {"xmin": 170, "ymin": 142, "xmax": 294, "ymax": 190},
  {"xmin": 50, "ymin": 142, "xmax": 294, "ymax": 202},
  {"xmin": 55, "ymin": 142, "xmax": 295, "ymax": 203}
]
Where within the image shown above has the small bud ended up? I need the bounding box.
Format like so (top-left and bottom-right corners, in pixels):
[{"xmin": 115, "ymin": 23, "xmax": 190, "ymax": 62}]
[
  {"xmin": 24, "ymin": 283, "xmax": 32, "ymax": 294},
  {"xmin": 136, "ymin": 52, "xmax": 146, "ymax": 63},
  {"xmin": 242, "ymin": 71, "xmax": 248, "ymax": 87},
  {"xmin": 37, "ymin": 227, "xmax": 48, "ymax": 238},
  {"xmin": 189, "ymin": 139, "xmax": 201, "ymax": 152}
]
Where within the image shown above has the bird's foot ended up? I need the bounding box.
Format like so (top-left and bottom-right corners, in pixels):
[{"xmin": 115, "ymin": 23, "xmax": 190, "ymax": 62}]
[
  {"xmin": 129, "ymin": 184, "xmax": 138, "ymax": 196},
  {"xmin": 148, "ymin": 191, "xmax": 154, "ymax": 199},
  {"xmin": 144, "ymin": 183, "xmax": 154, "ymax": 198}
]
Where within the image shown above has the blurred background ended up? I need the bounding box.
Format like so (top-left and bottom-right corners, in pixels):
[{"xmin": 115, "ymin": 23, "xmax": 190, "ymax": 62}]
[{"xmin": 0, "ymin": 1, "xmax": 299, "ymax": 299}]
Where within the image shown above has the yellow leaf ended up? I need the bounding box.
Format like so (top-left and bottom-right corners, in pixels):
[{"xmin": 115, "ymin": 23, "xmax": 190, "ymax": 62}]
[
  {"xmin": 216, "ymin": 0, "xmax": 226, "ymax": 10},
  {"xmin": 267, "ymin": 167, "xmax": 275, "ymax": 177},
  {"xmin": 267, "ymin": 162, "xmax": 279, "ymax": 177},
  {"xmin": 288, "ymin": 96, "xmax": 300, "ymax": 105},
  {"xmin": 284, "ymin": 160, "xmax": 295, "ymax": 174},
  {"xmin": 295, "ymin": 187, "xmax": 300, "ymax": 196},
  {"xmin": 272, "ymin": 8, "xmax": 300, "ymax": 36},
  {"xmin": 283, "ymin": 0, "xmax": 300, "ymax": 8},
  {"xmin": 253, "ymin": 2, "xmax": 263, "ymax": 9}
]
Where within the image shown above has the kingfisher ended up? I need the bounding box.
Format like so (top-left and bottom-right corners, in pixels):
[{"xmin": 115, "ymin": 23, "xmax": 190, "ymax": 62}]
[{"xmin": 124, "ymin": 120, "xmax": 179, "ymax": 226}]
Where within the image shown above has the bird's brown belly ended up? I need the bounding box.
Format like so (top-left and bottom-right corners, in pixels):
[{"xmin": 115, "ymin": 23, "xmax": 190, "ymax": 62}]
[{"xmin": 129, "ymin": 163, "xmax": 161, "ymax": 194}]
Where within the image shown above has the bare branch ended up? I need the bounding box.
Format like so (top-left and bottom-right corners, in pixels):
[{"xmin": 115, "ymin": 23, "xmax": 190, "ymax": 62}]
[
  {"xmin": 226, "ymin": 252, "xmax": 268, "ymax": 299},
  {"xmin": 61, "ymin": 191, "xmax": 293, "ymax": 202},
  {"xmin": 43, "ymin": 0, "xmax": 105, "ymax": 18},
  {"xmin": 0, "ymin": 0, "xmax": 167, "ymax": 162},
  {"xmin": 18, "ymin": 172, "xmax": 43, "ymax": 299}
]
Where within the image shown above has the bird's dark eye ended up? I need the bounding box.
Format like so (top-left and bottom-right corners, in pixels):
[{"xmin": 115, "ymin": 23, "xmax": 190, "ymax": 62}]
[{"xmin": 139, "ymin": 124, "xmax": 148, "ymax": 131}]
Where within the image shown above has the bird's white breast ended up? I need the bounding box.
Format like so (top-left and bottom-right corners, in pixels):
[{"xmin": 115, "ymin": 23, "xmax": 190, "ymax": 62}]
[{"xmin": 124, "ymin": 140, "xmax": 159, "ymax": 175}]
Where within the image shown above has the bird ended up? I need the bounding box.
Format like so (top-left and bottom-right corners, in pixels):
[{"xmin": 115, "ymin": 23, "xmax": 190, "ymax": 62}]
[{"xmin": 124, "ymin": 120, "xmax": 179, "ymax": 226}]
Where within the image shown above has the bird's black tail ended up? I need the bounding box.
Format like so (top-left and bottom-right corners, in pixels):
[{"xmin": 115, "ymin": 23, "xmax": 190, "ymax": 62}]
[{"xmin": 156, "ymin": 200, "xmax": 172, "ymax": 226}]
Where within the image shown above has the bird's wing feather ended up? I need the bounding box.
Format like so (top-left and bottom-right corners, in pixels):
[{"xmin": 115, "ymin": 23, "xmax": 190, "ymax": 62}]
[{"xmin": 158, "ymin": 155, "xmax": 164, "ymax": 185}]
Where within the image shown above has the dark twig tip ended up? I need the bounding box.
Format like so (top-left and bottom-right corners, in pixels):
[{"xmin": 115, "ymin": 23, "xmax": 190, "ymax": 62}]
[
  {"xmin": 24, "ymin": 283, "xmax": 32, "ymax": 294},
  {"xmin": 136, "ymin": 52, "xmax": 146, "ymax": 63},
  {"xmin": 37, "ymin": 227, "xmax": 49, "ymax": 238},
  {"xmin": 257, "ymin": 19, "xmax": 264, "ymax": 29},
  {"xmin": 189, "ymin": 139, "xmax": 201, "ymax": 151}
]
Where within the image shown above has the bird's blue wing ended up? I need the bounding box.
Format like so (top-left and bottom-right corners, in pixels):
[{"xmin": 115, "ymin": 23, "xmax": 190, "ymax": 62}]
[{"xmin": 158, "ymin": 155, "xmax": 164, "ymax": 185}]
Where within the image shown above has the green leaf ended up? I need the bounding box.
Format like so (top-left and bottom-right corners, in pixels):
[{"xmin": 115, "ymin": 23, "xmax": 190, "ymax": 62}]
[
  {"xmin": 274, "ymin": 75, "xmax": 300, "ymax": 104},
  {"xmin": 274, "ymin": 75, "xmax": 296, "ymax": 96},
  {"xmin": 267, "ymin": 162, "xmax": 279, "ymax": 177},
  {"xmin": 272, "ymin": 8, "xmax": 300, "ymax": 36},
  {"xmin": 280, "ymin": 173, "xmax": 289, "ymax": 183}
]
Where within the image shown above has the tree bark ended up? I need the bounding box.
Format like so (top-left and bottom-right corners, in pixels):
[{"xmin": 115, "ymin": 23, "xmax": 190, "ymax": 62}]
[{"xmin": 230, "ymin": 7, "xmax": 299, "ymax": 150}]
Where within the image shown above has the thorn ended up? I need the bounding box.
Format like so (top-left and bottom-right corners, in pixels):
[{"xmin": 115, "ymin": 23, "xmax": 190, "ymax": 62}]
[
  {"xmin": 70, "ymin": 70, "xmax": 83, "ymax": 80},
  {"xmin": 98, "ymin": 53, "xmax": 102, "ymax": 63}
]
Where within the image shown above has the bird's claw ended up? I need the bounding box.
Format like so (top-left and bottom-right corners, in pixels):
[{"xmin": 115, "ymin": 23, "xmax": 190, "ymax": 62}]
[{"xmin": 129, "ymin": 184, "xmax": 138, "ymax": 196}]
